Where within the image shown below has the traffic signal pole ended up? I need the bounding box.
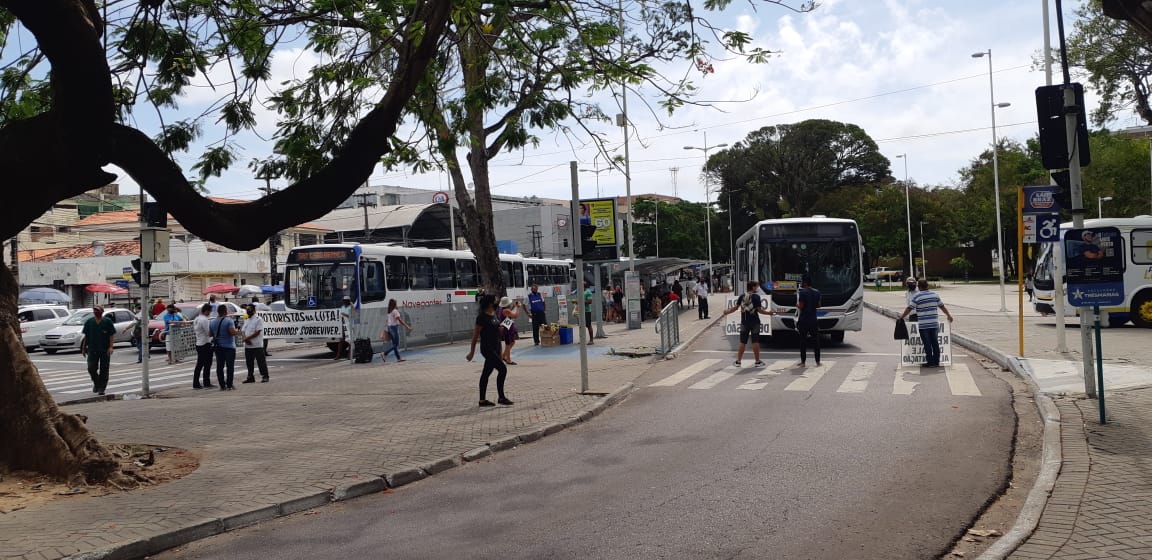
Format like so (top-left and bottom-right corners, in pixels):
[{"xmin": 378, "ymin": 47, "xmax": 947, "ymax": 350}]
[
  {"xmin": 570, "ymin": 162, "xmax": 589, "ymax": 393},
  {"xmin": 1055, "ymin": 1, "xmax": 1097, "ymax": 397}
]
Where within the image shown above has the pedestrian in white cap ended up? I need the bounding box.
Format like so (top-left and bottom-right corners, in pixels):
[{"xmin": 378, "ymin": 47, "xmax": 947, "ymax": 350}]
[{"xmin": 497, "ymin": 296, "xmax": 521, "ymax": 365}]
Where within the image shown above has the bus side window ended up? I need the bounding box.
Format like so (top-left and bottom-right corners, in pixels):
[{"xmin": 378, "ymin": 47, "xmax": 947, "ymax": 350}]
[
  {"xmin": 457, "ymin": 259, "xmax": 478, "ymax": 288},
  {"xmin": 501, "ymin": 262, "xmax": 513, "ymax": 288},
  {"xmin": 410, "ymin": 257, "xmax": 434, "ymax": 290},
  {"xmin": 386, "ymin": 256, "xmax": 408, "ymax": 291},
  {"xmin": 362, "ymin": 261, "xmax": 386, "ymax": 303},
  {"xmin": 434, "ymin": 258, "xmax": 456, "ymax": 289},
  {"xmin": 514, "ymin": 262, "xmax": 525, "ymax": 288},
  {"xmin": 527, "ymin": 264, "xmax": 541, "ymax": 286}
]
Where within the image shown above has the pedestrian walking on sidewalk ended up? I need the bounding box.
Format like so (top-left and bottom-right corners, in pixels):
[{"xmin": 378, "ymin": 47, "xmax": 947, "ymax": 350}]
[
  {"xmin": 211, "ymin": 305, "xmax": 238, "ymax": 389},
  {"xmin": 192, "ymin": 303, "xmax": 215, "ymax": 388},
  {"xmin": 796, "ymin": 275, "xmax": 822, "ymax": 367},
  {"xmin": 527, "ymin": 284, "xmax": 547, "ymax": 345},
  {"xmin": 79, "ymin": 305, "xmax": 116, "ymax": 395},
  {"xmin": 722, "ymin": 281, "xmax": 773, "ymax": 367},
  {"xmin": 695, "ymin": 278, "xmax": 710, "ymax": 319},
  {"xmin": 334, "ymin": 296, "xmax": 352, "ymax": 360},
  {"xmin": 467, "ymin": 294, "xmax": 513, "ymax": 407},
  {"xmin": 900, "ymin": 278, "xmax": 954, "ymax": 368},
  {"xmin": 1025, "ymin": 274, "xmax": 1035, "ymax": 302},
  {"xmin": 241, "ymin": 303, "xmax": 269, "ymax": 383},
  {"xmin": 379, "ymin": 299, "xmax": 411, "ymax": 363},
  {"xmin": 498, "ymin": 296, "xmax": 521, "ymax": 364},
  {"xmin": 904, "ymin": 277, "xmax": 919, "ymax": 322}
]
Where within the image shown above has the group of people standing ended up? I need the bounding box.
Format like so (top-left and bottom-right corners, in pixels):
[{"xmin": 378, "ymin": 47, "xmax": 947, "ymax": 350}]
[{"xmin": 189, "ymin": 300, "xmax": 269, "ymax": 390}]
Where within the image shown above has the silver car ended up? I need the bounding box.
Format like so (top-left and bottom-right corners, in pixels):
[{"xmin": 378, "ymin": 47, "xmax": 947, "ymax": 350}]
[
  {"xmin": 39, "ymin": 307, "xmax": 136, "ymax": 354},
  {"xmin": 18, "ymin": 304, "xmax": 71, "ymax": 352}
]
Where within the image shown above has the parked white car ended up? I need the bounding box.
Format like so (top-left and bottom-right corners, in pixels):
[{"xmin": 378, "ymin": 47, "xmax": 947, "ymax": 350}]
[
  {"xmin": 39, "ymin": 307, "xmax": 136, "ymax": 354},
  {"xmin": 18, "ymin": 304, "xmax": 71, "ymax": 352}
]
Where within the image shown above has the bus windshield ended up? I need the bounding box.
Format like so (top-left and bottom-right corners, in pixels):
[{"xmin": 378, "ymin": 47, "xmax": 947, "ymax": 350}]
[
  {"xmin": 760, "ymin": 238, "xmax": 861, "ymax": 306},
  {"xmin": 285, "ymin": 262, "xmax": 358, "ymax": 309}
]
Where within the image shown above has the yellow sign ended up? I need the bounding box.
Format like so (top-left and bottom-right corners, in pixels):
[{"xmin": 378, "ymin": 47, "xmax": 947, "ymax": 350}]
[{"xmin": 579, "ymin": 198, "xmax": 617, "ymax": 246}]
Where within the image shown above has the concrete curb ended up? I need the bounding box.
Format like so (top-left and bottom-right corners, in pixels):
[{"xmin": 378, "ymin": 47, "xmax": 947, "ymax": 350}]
[
  {"xmin": 863, "ymin": 302, "xmax": 1062, "ymax": 560},
  {"xmin": 65, "ymin": 376, "xmax": 640, "ymax": 559}
]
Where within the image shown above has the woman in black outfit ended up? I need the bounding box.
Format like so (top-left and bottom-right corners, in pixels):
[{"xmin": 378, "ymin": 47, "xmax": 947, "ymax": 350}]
[{"xmin": 466, "ymin": 294, "xmax": 513, "ymax": 407}]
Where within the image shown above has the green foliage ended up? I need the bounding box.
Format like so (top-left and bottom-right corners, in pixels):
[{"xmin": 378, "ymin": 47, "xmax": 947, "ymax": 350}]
[
  {"xmin": 950, "ymin": 255, "xmax": 973, "ymax": 281},
  {"xmin": 630, "ymin": 198, "xmax": 713, "ymax": 260},
  {"xmin": 1067, "ymin": 0, "xmax": 1152, "ymax": 125}
]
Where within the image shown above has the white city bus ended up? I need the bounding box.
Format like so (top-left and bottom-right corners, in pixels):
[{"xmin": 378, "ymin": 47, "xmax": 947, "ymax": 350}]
[
  {"xmin": 281, "ymin": 244, "xmax": 572, "ymax": 348},
  {"xmin": 1032, "ymin": 216, "xmax": 1152, "ymax": 328},
  {"xmin": 733, "ymin": 217, "xmax": 865, "ymax": 343}
]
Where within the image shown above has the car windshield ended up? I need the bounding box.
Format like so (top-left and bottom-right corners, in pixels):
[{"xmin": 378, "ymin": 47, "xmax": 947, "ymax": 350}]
[{"xmin": 62, "ymin": 311, "xmax": 93, "ymax": 326}]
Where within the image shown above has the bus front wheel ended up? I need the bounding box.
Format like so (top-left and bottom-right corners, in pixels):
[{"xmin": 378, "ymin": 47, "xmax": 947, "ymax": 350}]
[{"xmin": 1132, "ymin": 292, "xmax": 1152, "ymax": 328}]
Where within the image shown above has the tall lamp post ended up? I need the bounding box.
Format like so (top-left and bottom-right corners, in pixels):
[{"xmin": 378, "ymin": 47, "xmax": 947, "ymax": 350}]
[
  {"xmin": 919, "ymin": 221, "xmax": 928, "ymax": 279},
  {"xmin": 973, "ymin": 49, "xmax": 1010, "ymax": 313},
  {"xmin": 894, "ymin": 154, "xmax": 914, "ymax": 279},
  {"xmin": 1098, "ymin": 196, "xmax": 1112, "ymax": 219},
  {"xmin": 579, "ymin": 159, "xmax": 612, "ymax": 198},
  {"xmin": 684, "ymin": 133, "xmax": 728, "ymax": 282}
]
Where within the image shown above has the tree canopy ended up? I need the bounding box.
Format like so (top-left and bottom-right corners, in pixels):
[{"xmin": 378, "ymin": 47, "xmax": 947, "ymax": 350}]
[{"xmin": 1068, "ymin": 0, "xmax": 1152, "ymax": 126}]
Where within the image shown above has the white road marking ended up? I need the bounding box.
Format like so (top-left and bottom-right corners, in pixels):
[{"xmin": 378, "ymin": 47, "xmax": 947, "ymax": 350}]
[
  {"xmin": 738, "ymin": 360, "xmax": 793, "ymax": 390},
  {"xmin": 784, "ymin": 361, "xmax": 833, "ymax": 391},
  {"xmin": 893, "ymin": 369, "xmax": 920, "ymax": 395},
  {"xmin": 689, "ymin": 367, "xmax": 740, "ymax": 390},
  {"xmin": 649, "ymin": 359, "xmax": 723, "ymax": 387},
  {"xmin": 945, "ymin": 362, "xmax": 982, "ymax": 396},
  {"xmin": 837, "ymin": 362, "xmax": 877, "ymax": 393}
]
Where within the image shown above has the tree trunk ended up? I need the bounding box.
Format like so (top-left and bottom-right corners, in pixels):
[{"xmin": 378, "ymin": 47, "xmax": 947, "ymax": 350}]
[{"xmin": 0, "ymin": 263, "xmax": 118, "ymax": 481}]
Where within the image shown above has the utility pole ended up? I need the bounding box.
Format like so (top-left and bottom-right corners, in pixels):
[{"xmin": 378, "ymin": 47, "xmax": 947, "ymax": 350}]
[
  {"xmin": 527, "ymin": 224, "xmax": 542, "ymax": 258},
  {"xmin": 257, "ymin": 171, "xmax": 282, "ymax": 285},
  {"xmin": 354, "ymin": 193, "xmax": 374, "ymax": 241}
]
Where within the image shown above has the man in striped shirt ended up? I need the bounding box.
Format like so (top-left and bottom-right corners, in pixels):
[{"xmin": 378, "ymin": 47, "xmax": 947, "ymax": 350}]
[{"xmin": 900, "ymin": 279, "xmax": 954, "ymax": 368}]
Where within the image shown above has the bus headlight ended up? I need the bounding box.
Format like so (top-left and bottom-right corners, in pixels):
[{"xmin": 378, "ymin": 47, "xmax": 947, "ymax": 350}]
[{"xmin": 845, "ymin": 299, "xmax": 862, "ymax": 315}]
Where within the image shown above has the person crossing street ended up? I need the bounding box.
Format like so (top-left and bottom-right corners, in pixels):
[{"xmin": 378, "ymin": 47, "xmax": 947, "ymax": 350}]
[{"xmin": 900, "ymin": 279, "xmax": 954, "ymax": 368}]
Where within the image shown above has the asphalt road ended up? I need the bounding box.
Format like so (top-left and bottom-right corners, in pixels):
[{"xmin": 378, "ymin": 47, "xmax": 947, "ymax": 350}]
[{"xmin": 158, "ymin": 309, "xmax": 1016, "ymax": 560}]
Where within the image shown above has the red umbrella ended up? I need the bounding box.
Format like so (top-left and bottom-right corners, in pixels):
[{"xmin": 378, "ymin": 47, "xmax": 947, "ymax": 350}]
[
  {"xmin": 85, "ymin": 283, "xmax": 128, "ymax": 294},
  {"xmin": 202, "ymin": 282, "xmax": 240, "ymax": 295}
]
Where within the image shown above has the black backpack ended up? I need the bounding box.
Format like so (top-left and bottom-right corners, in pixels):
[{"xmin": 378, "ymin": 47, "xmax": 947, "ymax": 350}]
[{"xmin": 353, "ymin": 338, "xmax": 374, "ymax": 363}]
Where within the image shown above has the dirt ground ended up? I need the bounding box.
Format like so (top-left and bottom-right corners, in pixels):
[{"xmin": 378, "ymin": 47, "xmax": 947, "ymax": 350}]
[
  {"xmin": 944, "ymin": 356, "xmax": 1045, "ymax": 559},
  {"xmin": 0, "ymin": 443, "xmax": 199, "ymax": 514}
]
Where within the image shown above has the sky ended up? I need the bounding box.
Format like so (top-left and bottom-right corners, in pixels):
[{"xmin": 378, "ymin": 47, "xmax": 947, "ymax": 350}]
[{"xmin": 104, "ymin": 0, "xmax": 1133, "ymax": 208}]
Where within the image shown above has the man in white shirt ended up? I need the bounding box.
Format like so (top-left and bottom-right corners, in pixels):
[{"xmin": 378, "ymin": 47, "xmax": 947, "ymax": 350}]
[
  {"xmin": 241, "ymin": 303, "xmax": 269, "ymax": 383},
  {"xmin": 192, "ymin": 303, "xmax": 215, "ymax": 389},
  {"xmin": 694, "ymin": 278, "xmax": 710, "ymax": 319}
]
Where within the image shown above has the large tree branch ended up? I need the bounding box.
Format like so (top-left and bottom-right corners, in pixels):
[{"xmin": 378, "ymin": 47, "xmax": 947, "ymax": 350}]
[{"xmin": 104, "ymin": 0, "xmax": 452, "ymax": 251}]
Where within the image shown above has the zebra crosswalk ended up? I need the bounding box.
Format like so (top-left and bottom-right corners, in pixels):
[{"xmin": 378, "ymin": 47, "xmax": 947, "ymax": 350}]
[
  {"xmin": 35, "ymin": 359, "xmax": 214, "ymax": 396},
  {"xmin": 648, "ymin": 359, "xmax": 983, "ymax": 397}
]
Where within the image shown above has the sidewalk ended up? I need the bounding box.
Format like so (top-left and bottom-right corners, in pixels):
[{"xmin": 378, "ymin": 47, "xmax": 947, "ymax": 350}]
[
  {"xmin": 866, "ymin": 282, "xmax": 1152, "ymax": 560},
  {"xmin": 0, "ymin": 296, "xmax": 722, "ymax": 560}
]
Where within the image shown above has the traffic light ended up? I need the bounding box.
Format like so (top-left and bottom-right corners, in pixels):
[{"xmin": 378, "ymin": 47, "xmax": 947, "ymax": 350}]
[
  {"xmin": 1035, "ymin": 83, "xmax": 1091, "ymax": 170},
  {"xmin": 141, "ymin": 201, "xmax": 167, "ymax": 228},
  {"xmin": 580, "ymin": 223, "xmax": 597, "ymax": 257},
  {"xmin": 130, "ymin": 258, "xmax": 151, "ymax": 286},
  {"xmin": 1051, "ymin": 170, "xmax": 1073, "ymax": 211}
]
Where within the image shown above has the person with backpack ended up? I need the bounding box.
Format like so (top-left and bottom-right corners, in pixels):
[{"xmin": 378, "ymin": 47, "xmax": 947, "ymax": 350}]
[{"xmin": 721, "ymin": 280, "xmax": 774, "ymax": 367}]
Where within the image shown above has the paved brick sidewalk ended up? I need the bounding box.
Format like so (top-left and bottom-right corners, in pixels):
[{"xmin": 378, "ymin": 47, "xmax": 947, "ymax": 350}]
[
  {"xmin": 868, "ymin": 282, "xmax": 1152, "ymax": 559},
  {"xmin": 0, "ymin": 296, "xmax": 726, "ymax": 560}
]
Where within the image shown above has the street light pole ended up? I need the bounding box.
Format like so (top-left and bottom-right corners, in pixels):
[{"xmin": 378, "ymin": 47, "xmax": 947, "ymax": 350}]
[
  {"xmin": 919, "ymin": 221, "xmax": 928, "ymax": 278},
  {"xmin": 895, "ymin": 154, "xmax": 914, "ymax": 279},
  {"xmin": 1098, "ymin": 196, "xmax": 1112, "ymax": 219},
  {"xmin": 973, "ymin": 49, "xmax": 1010, "ymax": 313},
  {"xmin": 684, "ymin": 133, "xmax": 729, "ymax": 284}
]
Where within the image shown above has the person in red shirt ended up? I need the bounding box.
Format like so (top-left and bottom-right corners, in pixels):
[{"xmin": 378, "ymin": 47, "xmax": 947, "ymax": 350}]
[{"xmin": 151, "ymin": 298, "xmax": 167, "ymax": 319}]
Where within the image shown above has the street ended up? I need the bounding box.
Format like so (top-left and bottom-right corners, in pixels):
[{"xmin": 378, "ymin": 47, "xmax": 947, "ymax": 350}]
[{"xmin": 158, "ymin": 309, "xmax": 1016, "ymax": 560}]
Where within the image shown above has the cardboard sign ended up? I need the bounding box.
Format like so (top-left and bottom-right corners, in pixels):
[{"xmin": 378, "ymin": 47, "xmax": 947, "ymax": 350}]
[
  {"xmin": 899, "ymin": 319, "xmax": 952, "ymax": 367},
  {"xmin": 724, "ymin": 295, "xmax": 772, "ymax": 336}
]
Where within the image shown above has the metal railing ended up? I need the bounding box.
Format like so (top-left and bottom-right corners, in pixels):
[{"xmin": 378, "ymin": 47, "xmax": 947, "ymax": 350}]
[{"xmin": 654, "ymin": 301, "xmax": 681, "ymax": 355}]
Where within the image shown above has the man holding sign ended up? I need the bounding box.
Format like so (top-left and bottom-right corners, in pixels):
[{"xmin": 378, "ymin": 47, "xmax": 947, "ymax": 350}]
[
  {"xmin": 722, "ymin": 281, "xmax": 774, "ymax": 367},
  {"xmin": 900, "ymin": 279, "xmax": 954, "ymax": 368}
]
